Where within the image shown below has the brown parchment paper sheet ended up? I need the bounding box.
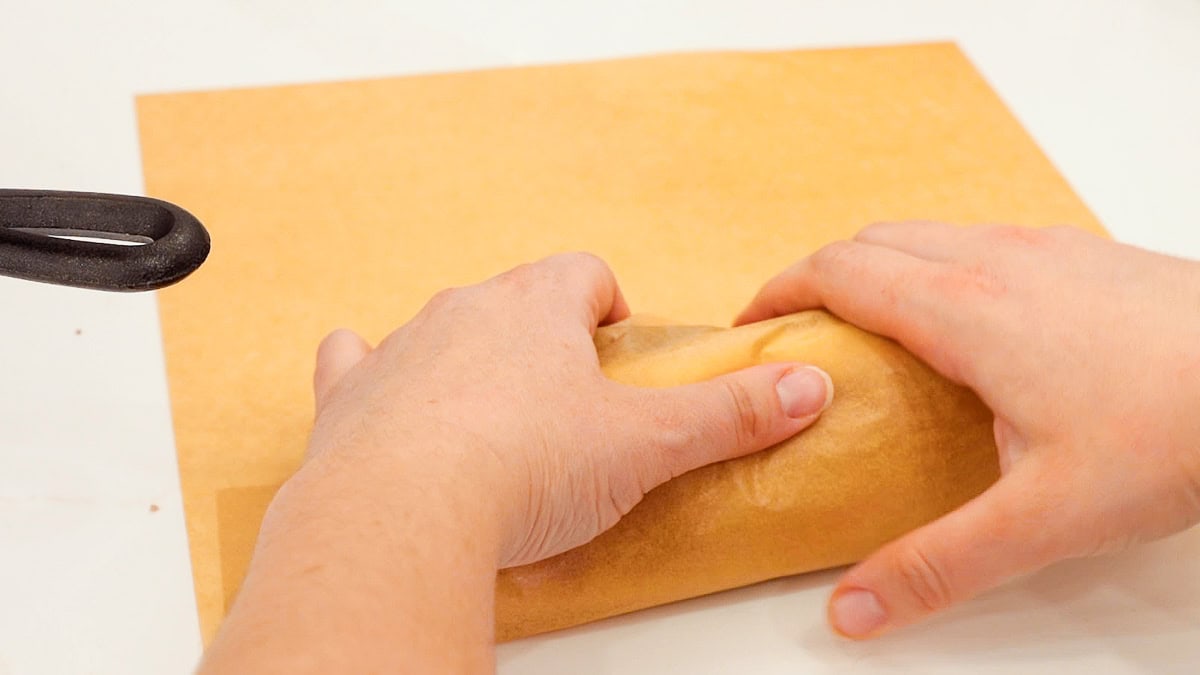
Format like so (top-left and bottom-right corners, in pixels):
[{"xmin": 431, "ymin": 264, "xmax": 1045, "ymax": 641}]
[{"xmin": 136, "ymin": 43, "xmax": 1106, "ymax": 643}]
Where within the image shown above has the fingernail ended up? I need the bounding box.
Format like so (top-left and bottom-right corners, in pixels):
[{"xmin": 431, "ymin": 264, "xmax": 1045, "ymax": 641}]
[
  {"xmin": 830, "ymin": 589, "xmax": 887, "ymax": 637},
  {"xmin": 776, "ymin": 366, "xmax": 833, "ymax": 418}
]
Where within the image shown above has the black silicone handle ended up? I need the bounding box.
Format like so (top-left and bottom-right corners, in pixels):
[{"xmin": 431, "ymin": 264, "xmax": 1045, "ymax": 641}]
[{"xmin": 0, "ymin": 189, "xmax": 210, "ymax": 291}]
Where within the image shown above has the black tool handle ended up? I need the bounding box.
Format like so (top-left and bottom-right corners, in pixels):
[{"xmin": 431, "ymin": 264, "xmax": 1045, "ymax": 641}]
[{"xmin": 0, "ymin": 189, "xmax": 210, "ymax": 292}]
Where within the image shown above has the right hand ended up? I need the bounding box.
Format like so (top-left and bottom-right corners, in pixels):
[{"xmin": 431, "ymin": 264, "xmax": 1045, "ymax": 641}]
[{"xmin": 737, "ymin": 222, "xmax": 1200, "ymax": 639}]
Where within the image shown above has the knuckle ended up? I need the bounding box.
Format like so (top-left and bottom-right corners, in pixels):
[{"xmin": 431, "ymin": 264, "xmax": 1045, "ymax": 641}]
[
  {"xmin": 497, "ymin": 262, "xmax": 539, "ymax": 290},
  {"xmin": 981, "ymin": 224, "xmax": 1050, "ymax": 249},
  {"xmin": 856, "ymin": 220, "xmax": 928, "ymax": 240},
  {"xmin": 642, "ymin": 378, "xmax": 768, "ymax": 478},
  {"xmin": 810, "ymin": 240, "xmax": 858, "ymax": 273},
  {"xmin": 566, "ymin": 250, "xmax": 609, "ymax": 270},
  {"xmin": 424, "ymin": 286, "xmax": 464, "ymax": 311},
  {"xmin": 646, "ymin": 408, "xmax": 703, "ymax": 478},
  {"xmin": 891, "ymin": 546, "xmax": 955, "ymax": 613},
  {"xmin": 564, "ymin": 251, "xmax": 615, "ymax": 286},
  {"xmin": 855, "ymin": 222, "xmax": 892, "ymax": 241},
  {"xmin": 545, "ymin": 251, "xmax": 608, "ymax": 276},
  {"xmin": 720, "ymin": 378, "xmax": 763, "ymax": 449},
  {"xmin": 535, "ymin": 252, "xmax": 615, "ymax": 296},
  {"xmin": 932, "ymin": 262, "xmax": 1007, "ymax": 301}
]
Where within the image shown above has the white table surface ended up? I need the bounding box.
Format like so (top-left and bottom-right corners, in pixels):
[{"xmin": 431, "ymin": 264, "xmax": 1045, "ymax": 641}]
[{"xmin": 2, "ymin": 1, "xmax": 1198, "ymax": 673}]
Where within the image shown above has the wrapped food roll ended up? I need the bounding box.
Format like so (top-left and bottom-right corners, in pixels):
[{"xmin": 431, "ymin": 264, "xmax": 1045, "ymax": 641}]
[{"xmin": 495, "ymin": 310, "xmax": 999, "ymax": 641}]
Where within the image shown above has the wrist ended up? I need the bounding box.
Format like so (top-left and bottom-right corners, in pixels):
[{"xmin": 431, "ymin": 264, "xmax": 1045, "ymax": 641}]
[
  {"xmin": 207, "ymin": 438, "xmax": 505, "ymax": 673},
  {"xmin": 291, "ymin": 427, "xmax": 514, "ymax": 566}
]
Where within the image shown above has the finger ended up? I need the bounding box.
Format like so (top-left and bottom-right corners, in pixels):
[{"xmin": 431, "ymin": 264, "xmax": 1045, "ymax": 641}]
[
  {"xmin": 827, "ymin": 461, "xmax": 1068, "ymax": 639},
  {"xmin": 518, "ymin": 252, "xmax": 631, "ymax": 330},
  {"xmin": 733, "ymin": 241, "xmax": 961, "ymax": 377},
  {"xmin": 313, "ymin": 329, "xmax": 372, "ymax": 414},
  {"xmin": 638, "ymin": 363, "xmax": 834, "ymax": 479},
  {"xmin": 736, "ymin": 240, "xmax": 932, "ymax": 327},
  {"xmin": 854, "ymin": 221, "xmax": 971, "ymax": 262}
]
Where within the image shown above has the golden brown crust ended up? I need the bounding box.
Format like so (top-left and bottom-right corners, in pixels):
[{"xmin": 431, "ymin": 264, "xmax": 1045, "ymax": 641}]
[{"xmin": 495, "ymin": 311, "xmax": 998, "ymax": 641}]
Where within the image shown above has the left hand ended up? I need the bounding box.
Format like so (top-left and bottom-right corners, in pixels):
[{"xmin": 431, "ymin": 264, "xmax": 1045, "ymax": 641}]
[
  {"xmin": 304, "ymin": 252, "xmax": 832, "ymax": 567},
  {"xmin": 199, "ymin": 252, "xmax": 833, "ymax": 673}
]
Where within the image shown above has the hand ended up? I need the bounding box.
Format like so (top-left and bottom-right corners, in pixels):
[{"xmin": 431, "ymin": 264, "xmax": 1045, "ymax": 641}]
[
  {"xmin": 309, "ymin": 252, "xmax": 832, "ymax": 568},
  {"xmin": 737, "ymin": 223, "xmax": 1200, "ymax": 639},
  {"xmin": 202, "ymin": 253, "xmax": 833, "ymax": 673}
]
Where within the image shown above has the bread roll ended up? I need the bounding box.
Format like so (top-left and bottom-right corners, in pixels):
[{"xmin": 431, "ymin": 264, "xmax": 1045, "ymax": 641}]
[{"xmin": 495, "ymin": 310, "xmax": 998, "ymax": 640}]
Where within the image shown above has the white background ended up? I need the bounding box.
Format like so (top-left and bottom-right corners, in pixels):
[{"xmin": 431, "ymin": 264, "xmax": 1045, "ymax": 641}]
[{"xmin": 2, "ymin": 1, "xmax": 1198, "ymax": 673}]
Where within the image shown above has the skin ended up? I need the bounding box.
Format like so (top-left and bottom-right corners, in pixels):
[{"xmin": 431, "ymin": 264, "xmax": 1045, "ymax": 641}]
[
  {"xmin": 198, "ymin": 252, "xmax": 832, "ymax": 674},
  {"xmin": 736, "ymin": 222, "xmax": 1200, "ymax": 638},
  {"xmin": 200, "ymin": 223, "xmax": 1200, "ymax": 670}
]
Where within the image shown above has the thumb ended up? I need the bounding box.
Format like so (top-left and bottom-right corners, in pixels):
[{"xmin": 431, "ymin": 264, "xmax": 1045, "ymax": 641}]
[
  {"xmin": 313, "ymin": 328, "xmax": 372, "ymax": 414},
  {"xmin": 827, "ymin": 462, "xmax": 1066, "ymax": 639},
  {"xmin": 644, "ymin": 364, "xmax": 833, "ymax": 477}
]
